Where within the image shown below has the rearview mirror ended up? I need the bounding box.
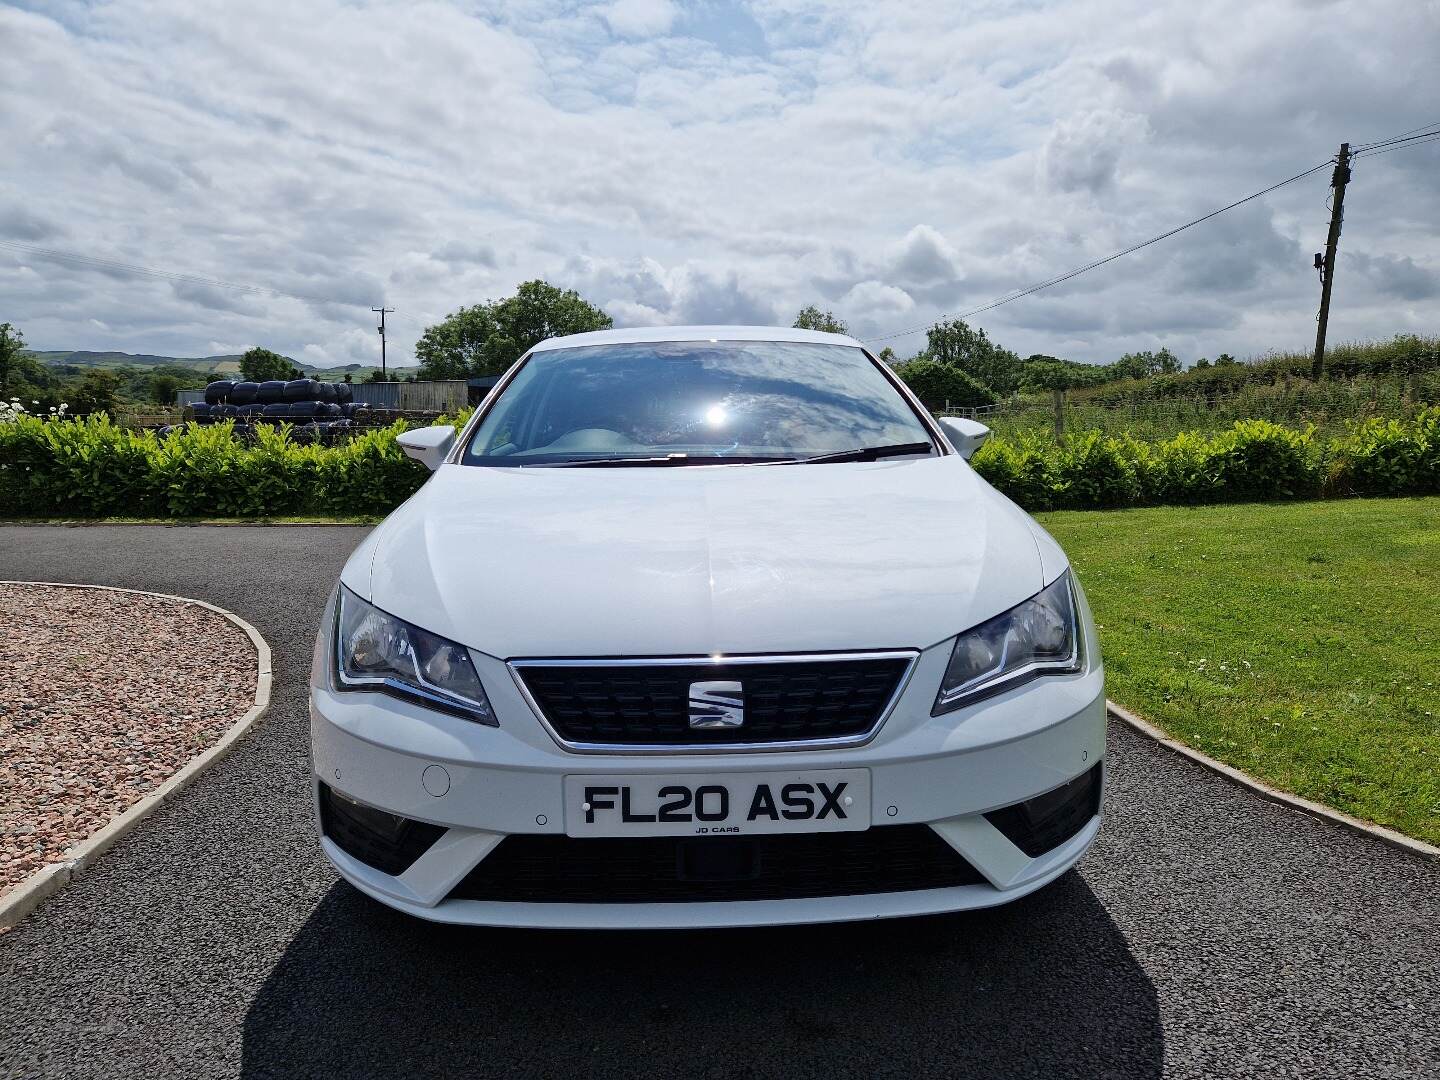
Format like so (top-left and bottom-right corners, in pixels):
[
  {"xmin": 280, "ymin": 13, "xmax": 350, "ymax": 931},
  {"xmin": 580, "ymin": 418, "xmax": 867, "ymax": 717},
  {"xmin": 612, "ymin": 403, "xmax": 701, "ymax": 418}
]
[
  {"xmin": 937, "ymin": 416, "xmax": 991, "ymax": 460},
  {"xmin": 396, "ymin": 425, "xmax": 456, "ymax": 471}
]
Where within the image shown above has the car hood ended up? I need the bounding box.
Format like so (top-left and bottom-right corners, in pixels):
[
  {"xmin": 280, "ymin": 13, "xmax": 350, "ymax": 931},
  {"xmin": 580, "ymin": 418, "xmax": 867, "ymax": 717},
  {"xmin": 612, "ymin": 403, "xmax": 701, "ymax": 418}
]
[{"xmin": 349, "ymin": 456, "xmax": 1051, "ymax": 659}]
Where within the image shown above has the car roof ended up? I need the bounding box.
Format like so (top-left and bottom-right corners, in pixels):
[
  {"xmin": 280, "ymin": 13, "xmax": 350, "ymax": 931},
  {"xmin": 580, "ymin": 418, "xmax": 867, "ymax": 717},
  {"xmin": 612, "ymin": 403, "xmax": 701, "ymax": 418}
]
[{"xmin": 529, "ymin": 325, "xmax": 864, "ymax": 353}]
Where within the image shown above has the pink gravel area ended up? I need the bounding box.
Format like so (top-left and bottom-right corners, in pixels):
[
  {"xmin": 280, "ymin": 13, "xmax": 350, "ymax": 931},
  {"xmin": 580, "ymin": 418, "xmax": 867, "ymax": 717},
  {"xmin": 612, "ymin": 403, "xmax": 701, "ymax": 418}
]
[{"xmin": 0, "ymin": 583, "xmax": 257, "ymax": 897}]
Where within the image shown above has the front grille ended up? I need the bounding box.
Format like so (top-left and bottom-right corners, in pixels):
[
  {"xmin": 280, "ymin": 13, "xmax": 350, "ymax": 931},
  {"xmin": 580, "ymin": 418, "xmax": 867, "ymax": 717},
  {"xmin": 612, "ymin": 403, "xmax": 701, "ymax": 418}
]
[
  {"xmin": 514, "ymin": 655, "xmax": 912, "ymax": 747},
  {"xmin": 318, "ymin": 782, "xmax": 446, "ymax": 876},
  {"xmin": 447, "ymin": 825, "xmax": 984, "ymax": 903},
  {"xmin": 984, "ymin": 763, "xmax": 1102, "ymax": 858}
]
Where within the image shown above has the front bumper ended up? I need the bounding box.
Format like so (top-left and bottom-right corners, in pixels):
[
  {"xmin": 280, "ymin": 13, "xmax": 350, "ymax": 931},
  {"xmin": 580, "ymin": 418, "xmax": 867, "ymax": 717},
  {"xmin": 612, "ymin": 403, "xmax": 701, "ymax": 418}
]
[{"xmin": 309, "ymin": 618, "xmax": 1107, "ymax": 928}]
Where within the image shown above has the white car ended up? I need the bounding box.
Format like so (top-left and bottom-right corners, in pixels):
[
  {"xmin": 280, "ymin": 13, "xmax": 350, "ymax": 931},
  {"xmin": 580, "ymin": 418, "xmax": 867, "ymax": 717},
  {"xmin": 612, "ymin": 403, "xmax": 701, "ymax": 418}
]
[{"xmin": 309, "ymin": 326, "xmax": 1105, "ymax": 928}]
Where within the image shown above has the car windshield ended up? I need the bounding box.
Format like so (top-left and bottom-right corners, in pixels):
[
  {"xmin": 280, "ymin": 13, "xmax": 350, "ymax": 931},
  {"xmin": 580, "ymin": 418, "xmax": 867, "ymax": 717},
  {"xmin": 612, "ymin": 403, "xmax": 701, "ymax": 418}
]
[{"xmin": 462, "ymin": 339, "xmax": 935, "ymax": 466}]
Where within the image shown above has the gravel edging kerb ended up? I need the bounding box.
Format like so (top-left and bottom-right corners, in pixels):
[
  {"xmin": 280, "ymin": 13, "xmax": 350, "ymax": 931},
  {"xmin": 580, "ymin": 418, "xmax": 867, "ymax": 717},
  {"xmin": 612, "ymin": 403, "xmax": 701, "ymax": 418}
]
[
  {"xmin": 0, "ymin": 582, "xmax": 273, "ymax": 930},
  {"xmin": 1107, "ymin": 700, "xmax": 1440, "ymax": 862}
]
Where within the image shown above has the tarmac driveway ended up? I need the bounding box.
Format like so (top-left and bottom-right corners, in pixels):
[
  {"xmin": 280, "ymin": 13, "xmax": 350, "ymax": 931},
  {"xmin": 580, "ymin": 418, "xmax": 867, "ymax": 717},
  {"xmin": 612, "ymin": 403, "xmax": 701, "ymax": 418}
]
[{"xmin": 0, "ymin": 525, "xmax": 1436, "ymax": 1079}]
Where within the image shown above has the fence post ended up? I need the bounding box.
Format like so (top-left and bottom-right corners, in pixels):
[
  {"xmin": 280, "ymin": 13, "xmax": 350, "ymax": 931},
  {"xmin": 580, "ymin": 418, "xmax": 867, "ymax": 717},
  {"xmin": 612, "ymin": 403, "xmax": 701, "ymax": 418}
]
[{"xmin": 1052, "ymin": 388, "xmax": 1065, "ymax": 438}]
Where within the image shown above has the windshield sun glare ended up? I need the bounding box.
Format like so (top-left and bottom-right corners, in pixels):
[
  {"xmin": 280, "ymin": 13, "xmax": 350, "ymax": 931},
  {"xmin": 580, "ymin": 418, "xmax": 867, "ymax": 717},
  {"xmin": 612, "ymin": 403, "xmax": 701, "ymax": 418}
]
[{"xmin": 462, "ymin": 340, "xmax": 935, "ymax": 467}]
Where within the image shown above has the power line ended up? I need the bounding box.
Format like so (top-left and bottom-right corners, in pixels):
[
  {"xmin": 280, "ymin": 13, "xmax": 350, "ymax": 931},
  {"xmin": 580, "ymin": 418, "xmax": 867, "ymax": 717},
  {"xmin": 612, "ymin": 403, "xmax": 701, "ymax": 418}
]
[
  {"xmin": 865, "ymin": 158, "xmax": 1334, "ymax": 343},
  {"xmin": 1353, "ymin": 133, "xmax": 1440, "ymax": 160},
  {"xmin": 1352, "ymin": 121, "xmax": 1440, "ymax": 154},
  {"xmin": 0, "ymin": 237, "xmax": 419, "ymax": 324}
]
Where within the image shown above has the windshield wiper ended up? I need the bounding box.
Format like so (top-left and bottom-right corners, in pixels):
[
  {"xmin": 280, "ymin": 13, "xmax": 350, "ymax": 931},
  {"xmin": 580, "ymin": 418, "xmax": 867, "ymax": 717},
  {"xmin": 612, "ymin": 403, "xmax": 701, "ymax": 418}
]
[
  {"xmin": 800, "ymin": 441, "xmax": 935, "ymax": 465},
  {"xmin": 532, "ymin": 453, "xmax": 798, "ymax": 468}
]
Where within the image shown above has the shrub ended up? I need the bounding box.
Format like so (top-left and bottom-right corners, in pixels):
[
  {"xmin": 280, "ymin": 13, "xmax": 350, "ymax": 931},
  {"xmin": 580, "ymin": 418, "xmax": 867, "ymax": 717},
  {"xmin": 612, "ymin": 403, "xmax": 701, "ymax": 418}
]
[
  {"xmin": 970, "ymin": 431, "xmax": 1053, "ymax": 511},
  {"xmin": 896, "ymin": 359, "xmax": 996, "ymax": 410},
  {"xmin": 1328, "ymin": 409, "xmax": 1440, "ymax": 496},
  {"xmin": 1137, "ymin": 430, "xmax": 1223, "ymax": 503},
  {"xmin": 974, "ymin": 413, "xmax": 1434, "ymax": 510},
  {"xmin": 1047, "ymin": 431, "xmax": 1139, "ymax": 509},
  {"xmin": 1206, "ymin": 420, "xmax": 1320, "ymax": 501},
  {"xmin": 0, "ymin": 413, "xmax": 431, "ymax": 519},
  {"xmin": 2, "ymin": 408, "xmax": 1439, "ymax": 519}
]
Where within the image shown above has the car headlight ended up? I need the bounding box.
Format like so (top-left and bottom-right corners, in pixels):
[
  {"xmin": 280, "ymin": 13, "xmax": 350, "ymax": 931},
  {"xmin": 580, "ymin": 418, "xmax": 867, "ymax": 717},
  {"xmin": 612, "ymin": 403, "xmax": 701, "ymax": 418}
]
[
  {"xmin": 934, "ymin": 571, "xmax": 1082, "ymax": 714},
  {"xmin": 334, "ymin": 586, "xmax": 496, "ymax": 725}
]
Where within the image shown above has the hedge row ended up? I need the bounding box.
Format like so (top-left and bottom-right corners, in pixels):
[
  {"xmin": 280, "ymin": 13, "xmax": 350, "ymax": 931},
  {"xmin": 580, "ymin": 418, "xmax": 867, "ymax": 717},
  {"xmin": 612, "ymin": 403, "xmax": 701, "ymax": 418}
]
[
  {"xmin": 0, "ymin": 419, "xmax": 427, "ymax": 518},
  {"xmin": 970, "ymin": 409, "xmax": 1440, "ymax": 510},
  {"xmin": 2, "ymin": 408, "xmax": 1438, "ymax": 518}
]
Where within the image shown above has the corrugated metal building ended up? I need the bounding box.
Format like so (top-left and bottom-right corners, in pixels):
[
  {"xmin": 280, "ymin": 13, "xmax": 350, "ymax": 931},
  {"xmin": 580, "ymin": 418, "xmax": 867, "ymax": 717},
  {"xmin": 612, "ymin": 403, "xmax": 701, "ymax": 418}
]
[{"xmin": 350, "ymin": 381, "xmax": 468, "ymax": 412}]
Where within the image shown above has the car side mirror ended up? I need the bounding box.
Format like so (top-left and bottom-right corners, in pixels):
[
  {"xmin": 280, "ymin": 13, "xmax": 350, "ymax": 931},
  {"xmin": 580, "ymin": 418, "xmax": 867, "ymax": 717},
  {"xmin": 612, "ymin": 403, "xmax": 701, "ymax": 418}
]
[
  {"xmin": 937, "ymin": 416, "xmax": 991, "ymax": 460},
  {"xmin": 396, "ymin": 425, "xmax": 456, "ymax": 471}
]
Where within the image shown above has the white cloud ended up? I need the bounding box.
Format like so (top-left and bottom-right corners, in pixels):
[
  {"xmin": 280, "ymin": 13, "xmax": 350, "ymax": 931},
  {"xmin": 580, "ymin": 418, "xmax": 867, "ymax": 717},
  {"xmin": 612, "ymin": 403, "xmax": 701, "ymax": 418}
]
[
  {"xmin": 599, "ymin": 0, "xmax": 677, "ymax": 38},
  {"xmin": 0, "ymin": 0, "xmax": 1436, "ymax": 368},
  {"xmin": 839, "ymin": 280, "xmax": 914, "ymax": 318},
  {"xmin": 887, "ymin": 226, "xmax": 964, "ymax": 288},
  {"xmin": 1040, "ymin": 110, "xmax": 1149, "ymax": 194}
]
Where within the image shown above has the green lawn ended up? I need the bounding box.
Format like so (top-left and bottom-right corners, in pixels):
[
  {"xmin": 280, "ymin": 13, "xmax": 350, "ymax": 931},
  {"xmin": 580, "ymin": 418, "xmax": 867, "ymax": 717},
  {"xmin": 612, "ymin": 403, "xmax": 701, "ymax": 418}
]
[{"xmin": 1039, "ymin": 496, "xmax": 1440, "ymax": 843}]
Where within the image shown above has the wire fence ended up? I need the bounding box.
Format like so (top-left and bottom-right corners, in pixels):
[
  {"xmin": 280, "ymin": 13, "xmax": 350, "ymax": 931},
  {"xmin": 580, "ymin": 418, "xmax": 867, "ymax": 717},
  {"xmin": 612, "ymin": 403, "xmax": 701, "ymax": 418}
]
[
  {"xmin": 939, "ymin": 377, "xmax": 1440, "ymax": 442},
  {"xmin": 114, "ymin": 405, "xmax": 458, "ymax": 445}
]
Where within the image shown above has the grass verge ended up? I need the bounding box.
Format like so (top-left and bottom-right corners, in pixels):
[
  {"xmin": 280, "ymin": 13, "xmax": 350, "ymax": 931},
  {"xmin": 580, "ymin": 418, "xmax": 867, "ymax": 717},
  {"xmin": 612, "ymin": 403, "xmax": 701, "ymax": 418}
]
[{"xmin": 1039, "ymin": 496, "xmax": 1440, "ymax": 844}]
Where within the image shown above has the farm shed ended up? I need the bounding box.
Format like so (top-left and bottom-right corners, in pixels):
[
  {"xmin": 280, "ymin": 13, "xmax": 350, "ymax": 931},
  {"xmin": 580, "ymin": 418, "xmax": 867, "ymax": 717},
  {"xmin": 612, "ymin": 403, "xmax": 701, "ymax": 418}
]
[{"xmin": 349, "ymin": 380, "xmax": 468, "ymax": 412}]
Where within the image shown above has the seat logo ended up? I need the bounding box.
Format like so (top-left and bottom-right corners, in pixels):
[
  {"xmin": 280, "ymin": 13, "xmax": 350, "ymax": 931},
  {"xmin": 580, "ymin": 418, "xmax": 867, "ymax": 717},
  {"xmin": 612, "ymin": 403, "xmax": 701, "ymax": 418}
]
[{"xmin": 688, "ymin": 680, "xmax": 744, "ymax": 729}]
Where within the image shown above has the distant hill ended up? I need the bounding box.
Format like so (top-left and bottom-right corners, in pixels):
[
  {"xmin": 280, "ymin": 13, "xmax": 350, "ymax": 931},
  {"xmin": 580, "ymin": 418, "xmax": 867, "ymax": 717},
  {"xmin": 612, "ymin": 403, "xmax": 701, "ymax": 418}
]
[{"xmin": 26, "ymin": 350, "xmax": 417, "ymax": 383}]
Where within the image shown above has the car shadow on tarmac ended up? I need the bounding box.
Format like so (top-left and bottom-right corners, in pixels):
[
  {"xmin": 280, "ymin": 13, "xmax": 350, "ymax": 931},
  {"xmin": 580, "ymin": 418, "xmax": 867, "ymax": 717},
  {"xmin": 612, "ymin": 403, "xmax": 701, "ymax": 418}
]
[{"xmin": 240, "ymin": 868, "xmax": 1160, "ymax": 1079}]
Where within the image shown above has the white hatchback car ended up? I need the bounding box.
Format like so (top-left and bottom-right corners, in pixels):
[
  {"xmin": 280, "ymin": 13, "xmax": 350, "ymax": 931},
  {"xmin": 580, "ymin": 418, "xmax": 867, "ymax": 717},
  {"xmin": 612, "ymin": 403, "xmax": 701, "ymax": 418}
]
[{"xmin": 309, "ymin": 326, "xmax": 1105, "ymax": 928}]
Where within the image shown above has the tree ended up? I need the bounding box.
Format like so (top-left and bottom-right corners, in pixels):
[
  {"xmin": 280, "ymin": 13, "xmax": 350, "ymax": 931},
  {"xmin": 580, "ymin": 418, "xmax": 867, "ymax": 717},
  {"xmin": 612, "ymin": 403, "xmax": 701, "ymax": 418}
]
[
  {"xmin": 896, "ymin": 358, "xmax": 996, "ymax": 410},
  {"xmin": 0, "ymin": 323, "xmax": 29, "ymax": 398},
  {"xmin": 148, "ymin": 373, "xmax": 182, "ymax": 406},
  {"xmin": 792, "ymin": 306, "xmax": 849, "ymax": 335},
  {"xmin": 1154, "ymin": 347, "xmax": 1181, "ymax": 375},
  {"xmin": 922, "ymin": 319, "xmax": 1022, "ymax": 396},
  {"xmin": 1019, "ymin": 355, "xmax": 1103, "ymax": 393},
  {"xmin": 70, "ymin": 369, "xmax": 122, "ymax": 416},
  {"xmin": 415, "ymin": 280, "xmax": 613, "ymax": 379},
  {"xmin": 877, "ymin": 346, "xmax": 898, "ymax": 365},
  {"xmin": 1110, "ymin": 347, "xmax": 1183, "ymax": 381},
  {"xmin": 240, "ymin": 346, "xmax": 296, "ymax": 382},
  {"xmin": 0, "ymin": 324, "xmax": 66, "ymax": 406}
]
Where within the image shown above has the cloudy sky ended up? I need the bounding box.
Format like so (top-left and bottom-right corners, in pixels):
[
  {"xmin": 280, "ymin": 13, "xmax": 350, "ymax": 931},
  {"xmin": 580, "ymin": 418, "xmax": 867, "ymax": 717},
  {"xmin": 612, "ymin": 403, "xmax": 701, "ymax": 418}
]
[{"xmin": 3, "ymin": 0, "xmax": 1437, "ymax": 367}]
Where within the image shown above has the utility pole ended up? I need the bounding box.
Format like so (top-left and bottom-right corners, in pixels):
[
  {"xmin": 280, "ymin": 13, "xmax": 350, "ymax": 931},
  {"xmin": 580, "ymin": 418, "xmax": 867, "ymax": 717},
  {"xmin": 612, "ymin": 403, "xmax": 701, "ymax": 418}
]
[
  {"xmin": 372, "ymin": 306, "xmax": 394, "ymax": 379},
  {"xmin": 1311, "ymin": 142, "xmax": 1351, "ymax": 380}
]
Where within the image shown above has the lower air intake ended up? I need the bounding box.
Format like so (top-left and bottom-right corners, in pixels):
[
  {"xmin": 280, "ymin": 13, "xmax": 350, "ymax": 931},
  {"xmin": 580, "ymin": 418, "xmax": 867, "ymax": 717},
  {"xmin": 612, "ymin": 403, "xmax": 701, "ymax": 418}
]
[
  {"xmin": 984, "ymin": 763, "xmax": 1102, "ymax": 858},
  {"xmin": 318, "ymin": 781, "xmax": 446, "ymax": 876},
  {"xmin": 447, "ymin": 825, "xmax": 985, "ymax": 903}
]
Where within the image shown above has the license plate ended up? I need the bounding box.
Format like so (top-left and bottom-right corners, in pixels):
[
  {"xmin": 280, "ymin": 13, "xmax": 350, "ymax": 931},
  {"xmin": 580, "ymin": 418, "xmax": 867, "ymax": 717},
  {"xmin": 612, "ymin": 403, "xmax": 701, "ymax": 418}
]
[{"xmin": 563, "ymin": 769, "xmax": 871, "ymax": 837}]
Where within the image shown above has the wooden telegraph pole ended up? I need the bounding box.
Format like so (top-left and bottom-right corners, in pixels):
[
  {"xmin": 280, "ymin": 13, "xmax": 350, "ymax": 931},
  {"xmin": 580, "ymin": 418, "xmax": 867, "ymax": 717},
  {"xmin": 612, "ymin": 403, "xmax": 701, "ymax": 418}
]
[
  {"xmin": 371, "ymin": 306, "xmax": 394, "ymax": 379},
  {"xmin": 1311, "ymin": 143, "xmax": 1351, "ymax": 380}
]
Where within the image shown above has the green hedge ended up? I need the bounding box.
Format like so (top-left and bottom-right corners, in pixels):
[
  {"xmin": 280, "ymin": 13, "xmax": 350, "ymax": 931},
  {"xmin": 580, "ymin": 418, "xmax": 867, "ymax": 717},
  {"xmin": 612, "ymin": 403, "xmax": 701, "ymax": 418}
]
[
  {"xmin": 2, "ymin": 407, "xmax": 1438, "ymax": 518},
  {"xmin": 0, "ymin": 418, "xmax": 428, "ymax": 518},
  {"xmin": 970, "ymin": 409, "xmax": 1440, "ymax": 511}
]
